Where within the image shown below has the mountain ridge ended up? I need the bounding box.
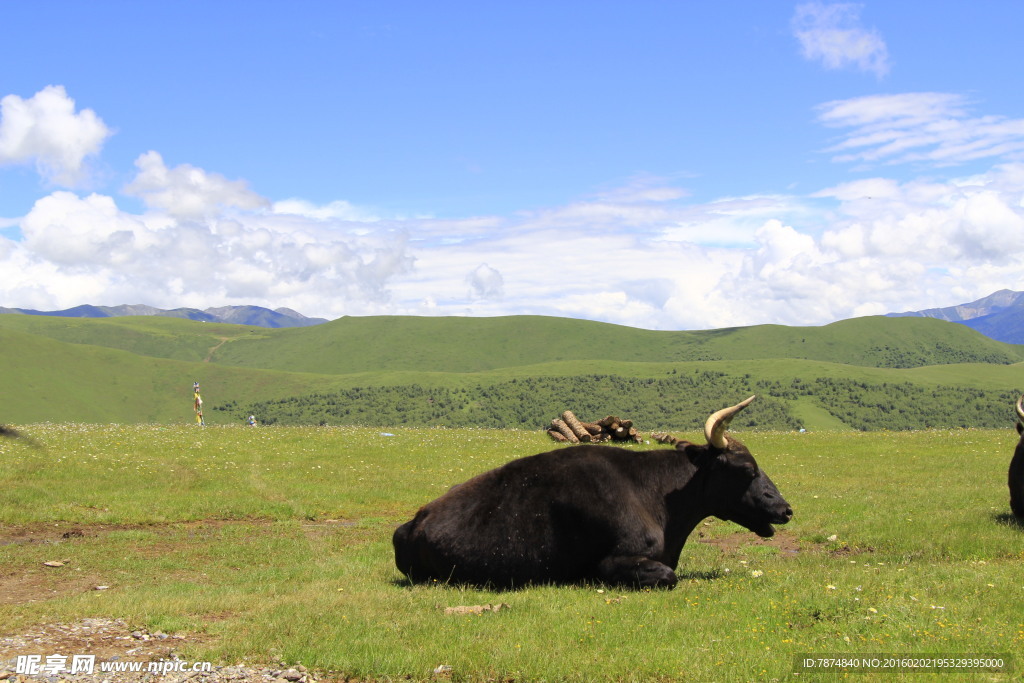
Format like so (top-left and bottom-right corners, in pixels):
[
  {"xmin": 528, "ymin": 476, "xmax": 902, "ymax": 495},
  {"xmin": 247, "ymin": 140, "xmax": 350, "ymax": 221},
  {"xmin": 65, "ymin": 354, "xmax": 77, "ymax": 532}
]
[
  {"xmin": 6, "ymin": 286, "xmax": 1024, "ymax": 338},
  {"xmin": 887, "ymin": 288, "xmax": 1024, "ymax": 344},
  {"xmin": 0, "ymin": 303, "xmax": 327, "ymax": 328}
]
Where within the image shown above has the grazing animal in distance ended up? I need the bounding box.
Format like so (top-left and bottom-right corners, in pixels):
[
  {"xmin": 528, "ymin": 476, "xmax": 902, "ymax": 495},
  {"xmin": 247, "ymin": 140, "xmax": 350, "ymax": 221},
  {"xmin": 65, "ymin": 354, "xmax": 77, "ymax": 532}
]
[
  {"xmin": 393, "ymin": 396, "xmax": 792, "ymax": 589},
  {"xmin": 0, "ymin": 424, "xmax": 40, "ymax": 448},
  {"xmin": 1010, "ymin": 395, "xmax": 1024, "ymax": 519}
]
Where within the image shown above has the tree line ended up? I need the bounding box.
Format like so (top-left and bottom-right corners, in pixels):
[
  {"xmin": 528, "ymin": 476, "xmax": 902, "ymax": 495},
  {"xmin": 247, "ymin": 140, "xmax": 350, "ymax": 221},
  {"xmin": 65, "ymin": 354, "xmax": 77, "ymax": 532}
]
[{"xmin": 213, "ymin": 370, "xmax": 1022, "ymax": 432}]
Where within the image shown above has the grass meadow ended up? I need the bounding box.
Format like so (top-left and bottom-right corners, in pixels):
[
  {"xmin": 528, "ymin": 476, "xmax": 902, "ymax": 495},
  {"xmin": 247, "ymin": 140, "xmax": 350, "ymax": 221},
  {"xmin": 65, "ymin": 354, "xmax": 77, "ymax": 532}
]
[{"xmin": 2, "ymin": 424, "xmax": 1023, "ymax": 681}]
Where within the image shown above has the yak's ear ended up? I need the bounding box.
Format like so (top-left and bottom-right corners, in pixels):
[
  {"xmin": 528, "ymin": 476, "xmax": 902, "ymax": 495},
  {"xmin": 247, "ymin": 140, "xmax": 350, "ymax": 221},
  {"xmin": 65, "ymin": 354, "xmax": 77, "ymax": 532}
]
[{"xmin": 1017, "ymin": 422, "xmax": 1023, "ymax": 436}]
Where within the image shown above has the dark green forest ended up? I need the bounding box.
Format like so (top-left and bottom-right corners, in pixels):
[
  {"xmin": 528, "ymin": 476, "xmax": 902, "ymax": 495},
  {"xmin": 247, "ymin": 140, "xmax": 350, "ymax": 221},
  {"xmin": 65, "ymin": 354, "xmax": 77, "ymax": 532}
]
[{"xmin": 214, "ymin": 371, "xmax": 1023, "ymax": 432}]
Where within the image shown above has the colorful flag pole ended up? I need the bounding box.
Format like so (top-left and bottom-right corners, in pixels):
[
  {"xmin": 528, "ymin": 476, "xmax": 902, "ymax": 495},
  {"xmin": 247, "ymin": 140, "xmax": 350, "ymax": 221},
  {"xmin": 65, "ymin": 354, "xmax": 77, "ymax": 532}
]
[{"xmin": 193, "ymin": 381, "xmax": 205, "ymax": 426}]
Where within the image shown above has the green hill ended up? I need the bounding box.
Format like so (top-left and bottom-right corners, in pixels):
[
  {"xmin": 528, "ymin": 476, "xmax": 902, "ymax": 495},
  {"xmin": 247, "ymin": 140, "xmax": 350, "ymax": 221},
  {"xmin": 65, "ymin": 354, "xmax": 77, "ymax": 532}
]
[
  {"xmin": 207, "ymin": 314, "xmax": 1024, "ymax": 372},
  {"xmin": 3, "ymin": 312, "xmax": 1024, "ymax": 431},
  {"xmin": 0, "ymin": 325, "xmax": 348, "ymax": 423},
  {"xmin": 4, "ymin": 313, "xmax": 1014, "ymax": 373},
  {"xmin": 0, "ymin": 313, "xmax": 259, "ymax": 363}
]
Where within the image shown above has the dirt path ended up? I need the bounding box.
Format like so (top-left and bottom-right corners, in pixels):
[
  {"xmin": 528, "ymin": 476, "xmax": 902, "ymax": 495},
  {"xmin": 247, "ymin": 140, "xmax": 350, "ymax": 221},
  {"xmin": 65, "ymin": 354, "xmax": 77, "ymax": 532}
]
[{"xmin": 203, "ymin": 337, "xmax": 230, "ymax": 363}]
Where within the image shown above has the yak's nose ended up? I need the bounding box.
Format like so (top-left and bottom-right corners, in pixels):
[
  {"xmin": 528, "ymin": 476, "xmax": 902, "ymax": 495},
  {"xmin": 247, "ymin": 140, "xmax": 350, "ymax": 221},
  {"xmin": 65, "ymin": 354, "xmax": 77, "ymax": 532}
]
[{"xmin": 774, "ymin": 505, "xmax": 793, "ymax": 524}]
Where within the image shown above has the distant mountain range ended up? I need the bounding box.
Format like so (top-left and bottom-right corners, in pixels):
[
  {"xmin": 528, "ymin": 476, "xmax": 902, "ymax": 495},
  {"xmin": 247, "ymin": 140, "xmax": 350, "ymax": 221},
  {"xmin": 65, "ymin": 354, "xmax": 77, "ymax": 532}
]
[
  {"xmin": 0, "ymin": 304, "xmax": 328, "ymax": 328},
  {"xmin": 888, "ymin": 289, "xmax": 1024, "ymax": 344},
  {"xmin": 4, "ymin": 289, "xmax": 1024, "ymax": 339}
]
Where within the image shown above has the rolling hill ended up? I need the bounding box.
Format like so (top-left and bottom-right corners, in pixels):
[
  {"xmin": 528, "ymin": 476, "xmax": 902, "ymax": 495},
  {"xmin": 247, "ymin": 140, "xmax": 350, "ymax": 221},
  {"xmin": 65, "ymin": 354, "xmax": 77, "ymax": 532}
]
[
  {"xmin": 6, "ymin": 313, "xmax": 1011, "ymax": 374},
  {"xmin": 3, "ymin": 312, "xmax": 1024, "ymax": 432}
]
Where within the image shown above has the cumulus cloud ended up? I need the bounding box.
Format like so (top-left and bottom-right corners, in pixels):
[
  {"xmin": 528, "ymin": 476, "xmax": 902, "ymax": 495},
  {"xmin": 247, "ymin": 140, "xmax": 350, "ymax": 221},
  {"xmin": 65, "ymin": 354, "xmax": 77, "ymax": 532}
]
[
  {"xmin": 817, "ymin": 93, "xmax": 1024, "ymax": 167},
  {"xmin": 792, "ymin": 2, "xmax": 890, "ymax": 78},
  {"xmin": 2, "ymin": 177, "xmax": 414, "ymax": 316},
  {"xmin": 716, "ymin": 164, "xmax": 1024, "ymax": 325},
  {"xmin": 124, "ymin": 151, "xmax": 269, "ymax": 219},
  {"xmin": 466, "ymin": 263, "xmax": 504, "ymax": 301},
  {"xmin": 20, "ymin": 191, "xmax": 149, "ymax": 266},
  {"xmin": 0, "ymin": 85, "xmax": 112, "ymax": 186},
  {"xmin": 6, "ymin": 159, "xmax": 1024, "ymax": 330},
  {"xmin": 388, "ymin": 162, "xmax": 1024, "ymax": 330}
]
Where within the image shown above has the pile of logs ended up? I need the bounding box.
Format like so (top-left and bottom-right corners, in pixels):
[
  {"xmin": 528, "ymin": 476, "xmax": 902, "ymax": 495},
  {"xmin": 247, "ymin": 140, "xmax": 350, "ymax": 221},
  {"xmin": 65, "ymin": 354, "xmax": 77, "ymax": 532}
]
[
  {"xmin": 547, "ymin": 410, "xmax": 642, "ymax": 444},
  {"xmin": 651, "ymin": 432, "xmax": 682, "ymax": 446}
]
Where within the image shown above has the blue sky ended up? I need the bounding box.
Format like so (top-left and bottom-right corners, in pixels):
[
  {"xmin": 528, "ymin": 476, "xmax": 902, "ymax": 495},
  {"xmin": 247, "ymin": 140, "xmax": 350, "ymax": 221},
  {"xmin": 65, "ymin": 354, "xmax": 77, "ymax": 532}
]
[{"xmin": 3, "ymin": 1, "xmax": 1024, "ymax": 329}]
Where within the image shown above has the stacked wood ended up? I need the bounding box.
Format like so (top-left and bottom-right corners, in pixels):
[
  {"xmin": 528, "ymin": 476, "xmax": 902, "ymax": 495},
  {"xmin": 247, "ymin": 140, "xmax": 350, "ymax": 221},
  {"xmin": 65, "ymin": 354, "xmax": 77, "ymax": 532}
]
[
  {"xmin": 549, "ymin": 418, "xmax": 578, "ymax": 443},
  {"xmin": 561, "ymin": 411, "xmax": 592, "ymax": 442},
  {"xmin": 548, "ymin": 427, "xmax": 570, "ymax": 443},
  {"xmin": 546, "ymin": 411, "xmax": 643, "ymax": 444},
  {"xmin": 651, "ymin": 432, "xmax": 682, "ymax": 446}
]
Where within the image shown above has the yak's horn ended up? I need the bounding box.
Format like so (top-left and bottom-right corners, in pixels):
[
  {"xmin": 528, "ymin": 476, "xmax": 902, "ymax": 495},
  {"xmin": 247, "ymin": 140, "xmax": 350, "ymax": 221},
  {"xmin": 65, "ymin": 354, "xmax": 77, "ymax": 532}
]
[
  {"xmin": 1016, "ymin": 394, "xmax": 1024, "ymax": 422},
  {"xmin": 704, "ymin": 396, "xmax": 756, "ymax": 450}
]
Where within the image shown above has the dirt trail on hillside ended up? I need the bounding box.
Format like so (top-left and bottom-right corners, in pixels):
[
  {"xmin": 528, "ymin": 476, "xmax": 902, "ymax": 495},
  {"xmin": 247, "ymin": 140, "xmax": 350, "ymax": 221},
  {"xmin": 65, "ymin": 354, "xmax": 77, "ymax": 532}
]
[{"xmin": 203, "ymin": 337, "xmax": 230, "ymax": 363}]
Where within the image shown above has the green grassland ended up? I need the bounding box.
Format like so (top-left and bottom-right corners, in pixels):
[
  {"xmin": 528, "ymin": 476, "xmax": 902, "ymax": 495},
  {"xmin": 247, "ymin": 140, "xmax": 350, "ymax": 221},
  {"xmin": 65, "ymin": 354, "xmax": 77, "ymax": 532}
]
[
  {"xmin": 3, "ymin": 313, "xmax": 1024, "ymax": 431},
  {"xmin": 1, "ymin": 425, "xmax": 1022, "ymax": 681}
]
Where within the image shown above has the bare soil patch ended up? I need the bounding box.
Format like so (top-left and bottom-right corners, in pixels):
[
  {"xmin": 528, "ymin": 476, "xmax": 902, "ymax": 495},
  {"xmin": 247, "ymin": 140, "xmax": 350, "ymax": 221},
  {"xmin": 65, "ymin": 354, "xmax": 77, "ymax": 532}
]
[
  {"xmin": 0, "ymin": 519, "xmax": 291, "ymax": 549},
  {"xmin": 0, "ymin": 618, "xmax": 193, "ymax": 666},
  {"xmin": 0, "ymin": 617, "xmax": 320, "ymax": 682},
  {"xmin": 0, "ymin": 521, "xmax": 239, "ymax": 607},
  {"xmin": 0, "ymin": 522, "xmax": 121, "ymax": 607},
  {"xmin": 697, "ymin": 529, "xmax": 804, "ymax": 555},
  {"xmin": 0, "ymin": 518, "xmax": 369, "ymax": 612},
  {"xmin": 0, "ymin": 570, "xmax": 108, "ymax": 608}
]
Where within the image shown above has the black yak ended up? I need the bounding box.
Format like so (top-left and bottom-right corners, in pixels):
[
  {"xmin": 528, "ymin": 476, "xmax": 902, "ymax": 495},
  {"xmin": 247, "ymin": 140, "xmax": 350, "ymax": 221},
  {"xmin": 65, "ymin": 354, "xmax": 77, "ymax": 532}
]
[
  {"xmin": 393, "ymin": 396, "xmax": 792, "ymax": 588},
  {"xmin": 1010, "ymin": 395, "xmax": 1024, "ymax": 519}
]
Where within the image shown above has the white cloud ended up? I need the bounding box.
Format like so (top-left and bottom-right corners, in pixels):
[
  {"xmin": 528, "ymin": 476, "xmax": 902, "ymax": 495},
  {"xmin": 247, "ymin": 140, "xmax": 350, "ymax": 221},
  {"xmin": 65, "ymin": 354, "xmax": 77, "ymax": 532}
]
[
  {"xmin": 792, "ymin": 2, "xmax": 890, "ymax": 78},
  {"xmin": 660, "ymin": 195, "xmax": 804, "ymax": 247},
  {"xmin": 123, "ymin": 151, "xmax": 270, "ymax": 219},
  {"xmin": 272, "ymin": 198, "xmax": 381, "ymax": 222},
  {"xmin": 5, "ymin": 162, "xmax": 1024, "ymax": 330},
  {"xmin": 717, "ymin": 165, "xmax": 1024, "ymax": 325},
  {"xmin": 466, "ymin": 263, "xmax": 504, "ymax": 301},
  {"xmin": 21, "ymin": 191, "xmax": 150, "ymax": 266},
  {"xmin": 1, "ymin": 179, "xmax": 414, "ymax": 317},
  {"xmin": 0, "ymin": 85, "xmax": 112, "ymax": 186},
  {"xmin": 817, "ymin": 93, "xmax": 1024, "ymax": 167},
  {"xmin": 390, "ymin": 161, "xmax": 1024, "ymax": 330}
]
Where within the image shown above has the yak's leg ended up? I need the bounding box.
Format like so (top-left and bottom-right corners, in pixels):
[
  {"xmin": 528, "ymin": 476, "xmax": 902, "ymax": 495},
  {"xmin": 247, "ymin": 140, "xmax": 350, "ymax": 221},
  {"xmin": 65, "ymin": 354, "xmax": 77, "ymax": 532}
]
[{"xmin": 596, "ymin": 555, "xmax": 678, "ymax": 589}]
